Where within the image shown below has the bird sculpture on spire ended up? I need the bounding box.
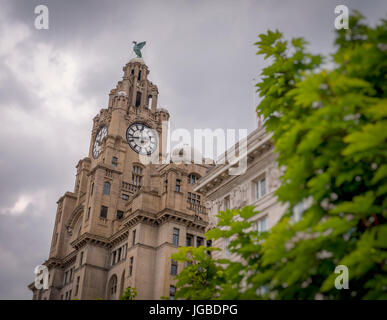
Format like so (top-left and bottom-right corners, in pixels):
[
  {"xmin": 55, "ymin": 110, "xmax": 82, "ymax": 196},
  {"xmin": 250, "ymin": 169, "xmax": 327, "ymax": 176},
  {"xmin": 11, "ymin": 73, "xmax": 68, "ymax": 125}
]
[{"xmin": 132, "ymin": 41, "xmax": 146, "ymax": 58}]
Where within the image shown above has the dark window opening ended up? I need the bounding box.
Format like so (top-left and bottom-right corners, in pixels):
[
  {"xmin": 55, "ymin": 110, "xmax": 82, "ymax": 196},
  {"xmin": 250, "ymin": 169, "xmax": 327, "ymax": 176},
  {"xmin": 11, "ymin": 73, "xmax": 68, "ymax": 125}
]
[
  {"xmin": 100, "ymin": 206, "xmax": 108, "ymax": 219},
  {"xmin": 132, "ymin": 230, "xmax": 136, "ymax": 246},
  {"xmin": 186, "ymin": 234, "xmax": 193, "ymax": 246},
  {"xmin": 171, "ymin": 260, "xmax": 178, "ymax": 275},
  {"xmin": 135, "ymin": 91, "xmax": 142, "ymax": 107},
  {"xmin": 173, "ymin": 228, "xmax": 179, "ymax": 246},
  {"xmin": 169, "ymin": 286, "xmax": 176, "ymax": 300},
  {"xmin": 196, "ymin": 237, "xmax": 204, "ymax": 247},
  {"xmin": 129, "ymin": 257, "xmax": 134, "ymax": 276},
  {"xmin": 112, "ymin": 157, "xmax": 118, "ymax": 167},
  {"xmin": 116, "ymin": 210, "xmax": 124, "ymax": 220},
  {"xmin": 175, "ymin": 179, "xmax": 181, "ymax": 192},
  {"xmin": 103, "ymin": 182, "xmax": 111, "ymax": 195}
]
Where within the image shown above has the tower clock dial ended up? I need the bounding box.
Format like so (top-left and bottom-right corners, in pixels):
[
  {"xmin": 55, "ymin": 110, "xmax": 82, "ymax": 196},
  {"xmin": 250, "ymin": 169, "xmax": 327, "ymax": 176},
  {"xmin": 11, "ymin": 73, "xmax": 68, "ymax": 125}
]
[
  {"xmin": 92, "ymin": 125, "xmax": 108, "ymax": 159},
  {"xmin": 126, "ymin": 122, "xmax": 158, "ymax": 155}
]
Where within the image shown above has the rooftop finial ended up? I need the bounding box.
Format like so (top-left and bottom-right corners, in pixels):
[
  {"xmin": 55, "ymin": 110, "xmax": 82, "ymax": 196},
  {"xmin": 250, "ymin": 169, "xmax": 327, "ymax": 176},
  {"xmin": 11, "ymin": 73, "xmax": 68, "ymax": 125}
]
[{"xmin": 132, "ymin": 41, "xmax": 146, "ymax": 58}]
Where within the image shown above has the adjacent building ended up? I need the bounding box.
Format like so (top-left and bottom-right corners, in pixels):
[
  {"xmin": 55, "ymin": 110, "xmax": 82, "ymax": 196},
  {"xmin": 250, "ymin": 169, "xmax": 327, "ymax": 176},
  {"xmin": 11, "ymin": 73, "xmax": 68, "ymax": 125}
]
[{"xmin": 195, "ymin": 126, "xmax": 287, "ymax": 260}]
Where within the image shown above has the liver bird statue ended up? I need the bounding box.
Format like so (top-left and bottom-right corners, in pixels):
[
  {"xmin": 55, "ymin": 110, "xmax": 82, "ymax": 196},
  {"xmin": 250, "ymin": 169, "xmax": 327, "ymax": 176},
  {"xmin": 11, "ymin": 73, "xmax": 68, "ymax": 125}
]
[{"xmin": 132, "ymin": 41, "xmax": 146, "ymax": 58}]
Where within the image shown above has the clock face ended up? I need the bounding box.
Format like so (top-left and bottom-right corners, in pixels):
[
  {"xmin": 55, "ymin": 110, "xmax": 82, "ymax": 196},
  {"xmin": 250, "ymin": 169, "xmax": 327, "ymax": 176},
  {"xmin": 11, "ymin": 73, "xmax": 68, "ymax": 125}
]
[
  {"xmin": 126, "ymin": 122, "xmax": 158, "ymax": 155},
  {"xmin": 92, "ymin": 125, "xmax": 108, "ymax": 159}
]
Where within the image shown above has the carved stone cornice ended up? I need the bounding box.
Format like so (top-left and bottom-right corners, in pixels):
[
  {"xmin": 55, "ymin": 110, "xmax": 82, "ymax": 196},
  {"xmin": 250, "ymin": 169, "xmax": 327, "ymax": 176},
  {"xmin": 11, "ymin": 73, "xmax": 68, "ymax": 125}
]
[
  {"xmin": 88, "ymin": 163, "xmax": 122, "ymax": 176},
  {"xmin": 109, "ymin": 229, "xmax": 129, "ymax": 247},
  {"xmin": 70, "ymin": 232, "xmax": 110, "ymax": 250},
  {"xmin": 62, "ymin": 250, "xmax": 78, "ymax": 268},
  {"xmin": 44, "ymin": 257, "xmax": 62, "ymax": 269}
]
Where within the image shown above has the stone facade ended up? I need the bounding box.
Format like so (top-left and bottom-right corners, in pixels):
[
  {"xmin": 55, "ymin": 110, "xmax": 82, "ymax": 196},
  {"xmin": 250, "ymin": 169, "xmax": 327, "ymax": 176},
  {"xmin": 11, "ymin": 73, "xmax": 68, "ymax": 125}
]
[
  {"xmin": 195, "ymin": 127, "xmax": 287, "ymax": 261},
  {"xmin": 29, "ymin": 58, "xmax": 212, "ymax": 300}
]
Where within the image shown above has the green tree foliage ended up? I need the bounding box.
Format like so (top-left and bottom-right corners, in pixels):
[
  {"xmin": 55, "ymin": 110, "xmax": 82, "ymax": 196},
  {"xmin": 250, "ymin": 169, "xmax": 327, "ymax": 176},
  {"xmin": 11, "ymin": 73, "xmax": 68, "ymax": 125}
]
[
  {"xmin": 172, "ymin": 12, "xmax": 387, "ymax": 300},
  {"xmin": 171, "ymin": 246, "xmax": 224, "ymax": 300},
  {"xmin": 119, "ymin": 287, "xmax": 137, "ymax": 300}
]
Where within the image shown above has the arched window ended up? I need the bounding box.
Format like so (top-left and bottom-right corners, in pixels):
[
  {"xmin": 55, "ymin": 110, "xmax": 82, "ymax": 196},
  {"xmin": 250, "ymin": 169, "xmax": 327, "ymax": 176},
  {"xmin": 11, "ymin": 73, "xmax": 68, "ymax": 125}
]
[
  {"xmin": 108, "ymin": 275, "xmax": 118, "ymax": 300},
  {"xmin": 132, "ymin": 165, "xmax": 143, "ymax": 186},
  {"xmin": 188, "ymin": 173, "xmax": 200, "ymax": 184},
  {"xmin": 103, "ymin": 182, "xmax": 111, "ymax": 195}
]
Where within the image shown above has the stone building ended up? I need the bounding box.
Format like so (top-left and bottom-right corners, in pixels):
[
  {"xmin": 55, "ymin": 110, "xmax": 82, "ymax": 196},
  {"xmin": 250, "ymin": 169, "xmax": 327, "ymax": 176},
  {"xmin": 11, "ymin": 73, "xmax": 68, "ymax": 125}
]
[
  {"xmin": 29, "ymin": 57, "xmax": 212, "ymax": 300},
  {"xmin": 195, "ymin": 126, "xmax": 287, "ymax": 260}
]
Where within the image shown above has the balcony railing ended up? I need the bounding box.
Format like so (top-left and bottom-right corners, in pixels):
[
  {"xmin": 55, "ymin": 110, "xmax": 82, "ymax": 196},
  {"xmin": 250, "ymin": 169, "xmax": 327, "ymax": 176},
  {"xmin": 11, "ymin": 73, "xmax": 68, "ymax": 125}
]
[
  {"xmin": 187, "ymin": 201, "xmax": 207, "ymax": 215},
  {"xmin": 121, "ymin": 181, "xmax": 141, "ymax": 194}
]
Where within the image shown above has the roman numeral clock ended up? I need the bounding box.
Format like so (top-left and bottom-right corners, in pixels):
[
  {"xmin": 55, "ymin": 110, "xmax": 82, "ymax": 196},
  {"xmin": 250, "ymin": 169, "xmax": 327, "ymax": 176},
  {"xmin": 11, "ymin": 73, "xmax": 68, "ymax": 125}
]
[
  {"xmin": 126, "ymin": 122, "xmax": 158, "ymax": 155},
  {"xmin": 92, "ymin": 125, "xmax": 108, "ymax": 159}
]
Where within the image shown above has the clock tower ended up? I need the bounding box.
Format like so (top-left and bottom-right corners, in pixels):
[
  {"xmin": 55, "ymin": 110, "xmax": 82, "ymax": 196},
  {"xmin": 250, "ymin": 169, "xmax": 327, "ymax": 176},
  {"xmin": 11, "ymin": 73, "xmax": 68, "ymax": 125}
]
[
  {"xmin": 29, "ymin": 56, "xmax": 213, "ymax": 300},
  {"xmin": 90, "ymin": 57, "xmax": 169, "ymax": 166}
]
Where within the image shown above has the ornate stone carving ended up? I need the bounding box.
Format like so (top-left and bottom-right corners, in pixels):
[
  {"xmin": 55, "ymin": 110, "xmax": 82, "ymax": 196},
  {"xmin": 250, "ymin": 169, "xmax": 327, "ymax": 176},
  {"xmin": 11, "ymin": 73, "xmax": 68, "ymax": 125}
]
[{"xmin": 268, "ymin": 164, "xmax": 282, "ymax": 191}]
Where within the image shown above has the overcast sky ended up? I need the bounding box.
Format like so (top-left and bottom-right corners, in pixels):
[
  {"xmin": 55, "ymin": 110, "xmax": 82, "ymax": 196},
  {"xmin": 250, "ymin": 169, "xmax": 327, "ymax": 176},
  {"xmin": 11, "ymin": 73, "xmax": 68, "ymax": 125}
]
[{"xmin": 0, "ymin": 0, "xmax": 385, "ymax": 299}]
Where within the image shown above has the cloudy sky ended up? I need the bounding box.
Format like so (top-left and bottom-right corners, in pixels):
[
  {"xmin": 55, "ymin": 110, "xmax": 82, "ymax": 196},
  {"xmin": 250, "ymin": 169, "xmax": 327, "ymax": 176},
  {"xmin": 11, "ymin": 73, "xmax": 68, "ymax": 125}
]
[{"xmin": 0, "ymin": 0, "xmax": 385, "ymax": 299}]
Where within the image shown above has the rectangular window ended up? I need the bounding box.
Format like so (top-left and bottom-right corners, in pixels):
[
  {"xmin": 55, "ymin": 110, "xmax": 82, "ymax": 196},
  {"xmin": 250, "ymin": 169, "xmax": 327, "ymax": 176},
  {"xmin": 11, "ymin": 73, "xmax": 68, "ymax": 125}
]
[
  {"xmin": 122, "ymin": 244, "xmax": 127, "ymax": 260},
  {"xmin": 75, "ymin": 276, "xmax": 80, "ymax": 296},
  {"xmin": 196, "ymin": 236, "xmax": 203, "ymax": 247},
  {"xmin": 171, "ymin": 260, "xmax": 178, "ymax": 275},
  {"xmin": 100, "ymin": 206, "xmax": 108, "ymax": 219},
  {"xmin": 256, "ymin": 216, "xmax": 268, "ymax": 232},
  {"xmin": 122, "ymin": 194, "xmax": 129, "ymax": 201},
  {"xmin": 188, "ymin": 192, "xmax": 201, "ymax": 205},
  {"xmin": 173, "ymin": 228, "xmax": 179, "ymax": 246},
  {"xmin": 90, "ymin": 183, "xmax": 94, "ymax": 196},
  {"xmin": 129, "ymin": 257, "xmax": 134, "ymax": 276},
  {"xmin": 80, "ymin": 252, "xmax": 84, "ymax": 266},
  {"xmin": 68, "ymin": 290, "xmax": 72, "ymax": 300},
  {"xmin": 87, "ymin": 207, "xmax": 91, "ymax": 220},
  {"xmin": 169, "ymin": 285, "xmax": 176, "ymax": 300},
  {"xmin": 224, "ymin": 196, "xmax": 230, "ymax": 210},
  {"xmin": 260, "ymin": 178, "xmax": 266, "ymax": 197},
  {"xmin": 64, "ymin": 271, "xmax": 68, "ymax": 285},
  {"xmin": 186, "ymin": 234, "xmax": 193, "ymax": 246},
  {"xmin": 132, "ymin": 230, "xmax": 136, "ymax": 246},
  {"xmin": 112, "ymin": 251, "xmax": 117, "ymax": 265},
  {"xmin": 112, "ymin": 156, "xmax": 118, "ymax": 167},
  {"xmin": 103, "ymin": 182, "xmax": 111, "ymax": 195},
  {"xmin": 175, "ymin": 179, "xmax": 181, "ymax": 192},
  {"xmin": 135, "ymin": 91, "xmax": 142, "ymax": 107},
  {"xmin": 116, "ymin": 210, "xmax": 124, "ymax": 220},
  {"xmin": 117, "ymin": 248, "xmax": 122, "ymax": 262},
  {"xmin": 255, "ymin": 177, "xmax": 267, "ymax": 199}
]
